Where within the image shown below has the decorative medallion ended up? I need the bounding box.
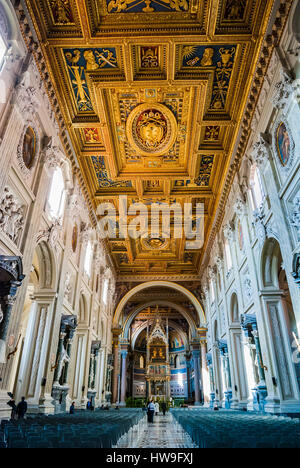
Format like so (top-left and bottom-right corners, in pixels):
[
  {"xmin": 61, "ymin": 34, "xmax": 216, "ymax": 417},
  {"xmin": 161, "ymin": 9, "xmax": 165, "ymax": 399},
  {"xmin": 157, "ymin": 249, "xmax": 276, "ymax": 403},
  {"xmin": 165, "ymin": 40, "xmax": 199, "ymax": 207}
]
[
  {"xmin": 17, "ymin": 122, "xmax": 40, "ymax": 179},
  {"xmin": 141, "ymin": 235, "xmax": 169, "ymax": 251},
  {"xmin": 126, "ymin": 103, "xmax": 177, "ymax": 157},
  {"xmin": 276, "ymin": 122, "xmax": 291, "ymax": 167},
  {"xmin": 22, "ymin": 126, "xmax": 37, "ymax": 169},
  {"xmin": 72, "ymin": 223, "xmax": 78, "ymax": 252}
]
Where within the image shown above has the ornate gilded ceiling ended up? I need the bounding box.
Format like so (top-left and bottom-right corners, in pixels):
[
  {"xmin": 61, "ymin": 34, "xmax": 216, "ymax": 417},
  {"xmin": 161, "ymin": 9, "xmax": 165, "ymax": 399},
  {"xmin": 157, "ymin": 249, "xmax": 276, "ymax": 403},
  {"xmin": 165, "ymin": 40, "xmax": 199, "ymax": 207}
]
[{"xmin": 26, "ymin": 0, "xmax": 274, "ymax": 279}]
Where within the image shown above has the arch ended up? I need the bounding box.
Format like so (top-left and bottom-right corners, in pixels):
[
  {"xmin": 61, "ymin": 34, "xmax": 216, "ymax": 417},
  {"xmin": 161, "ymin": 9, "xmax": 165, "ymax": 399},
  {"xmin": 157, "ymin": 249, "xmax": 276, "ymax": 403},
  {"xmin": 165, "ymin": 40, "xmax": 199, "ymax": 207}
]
[
  {"xmin": 35, "ymin": 241, "xmax": 57, "ymax": 290},
  {"xmin": 79, "ymin": 294, "xmax": 88, "ymax": 323},
  {"xmin": 139, "ymin": 355, "xmax": 144, "ymax": 369},
  {"xmin": 260, "ymin": 238, "xmax": 282, "ymax": 289},
  {"xmin": 122, "ymin": 300, "xmax": 198, "ymax": 340},
  {"xmin": 131, "ymin": 317, "xmax": 189, "ymax": 351},
  {"xmin": 113, "ymin": 281, "xmax": 206, "ymax": 329}
]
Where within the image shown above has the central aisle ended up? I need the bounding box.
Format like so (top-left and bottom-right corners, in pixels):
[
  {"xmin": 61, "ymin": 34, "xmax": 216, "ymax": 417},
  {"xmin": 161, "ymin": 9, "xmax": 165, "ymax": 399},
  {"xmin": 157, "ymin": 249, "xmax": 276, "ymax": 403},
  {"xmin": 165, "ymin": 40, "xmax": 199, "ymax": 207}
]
[{"xmin": 116, "ymin": 413, "xmax": 196, "ymax": 448}]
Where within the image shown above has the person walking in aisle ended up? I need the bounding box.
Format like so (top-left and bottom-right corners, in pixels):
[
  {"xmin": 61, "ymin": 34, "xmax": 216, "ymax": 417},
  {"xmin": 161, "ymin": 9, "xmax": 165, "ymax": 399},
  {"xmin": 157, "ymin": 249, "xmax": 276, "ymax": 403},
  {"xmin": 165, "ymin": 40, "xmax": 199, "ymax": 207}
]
[{"xmin": 147, "ymin": 400, "xmax": 155, "ymax": 423}]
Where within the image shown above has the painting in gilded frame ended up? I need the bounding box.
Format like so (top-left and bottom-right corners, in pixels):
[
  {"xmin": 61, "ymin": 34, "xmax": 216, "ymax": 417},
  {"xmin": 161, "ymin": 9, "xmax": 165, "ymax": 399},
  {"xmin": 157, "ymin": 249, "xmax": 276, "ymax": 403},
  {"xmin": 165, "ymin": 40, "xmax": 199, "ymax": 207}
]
[
  {"xmin": 276, "ymin": 122, "xmax": 291, "ymax": 167},
  {"xmin": 72, "ymin": 224, "xmax": 78, "ymax": 252},
  {"xmin": 22, "ymin": 126, "xmax": 37, "ymax": 169}
]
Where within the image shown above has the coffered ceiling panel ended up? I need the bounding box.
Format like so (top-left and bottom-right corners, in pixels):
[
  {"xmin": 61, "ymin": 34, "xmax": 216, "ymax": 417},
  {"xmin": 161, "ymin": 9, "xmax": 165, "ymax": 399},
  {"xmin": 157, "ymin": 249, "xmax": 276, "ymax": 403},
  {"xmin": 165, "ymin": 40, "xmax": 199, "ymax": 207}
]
[{"xmin": 26, "ymin": 0, "xmax": 274, "ymax": 279}]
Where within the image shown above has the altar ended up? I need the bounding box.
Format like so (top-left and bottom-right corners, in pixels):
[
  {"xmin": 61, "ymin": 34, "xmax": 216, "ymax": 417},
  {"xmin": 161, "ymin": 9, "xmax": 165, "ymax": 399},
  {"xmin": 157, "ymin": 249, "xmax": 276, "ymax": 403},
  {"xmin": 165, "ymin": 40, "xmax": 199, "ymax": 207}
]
[{"xmin": 145, "ymin": 315, "xmax": 171, "ymax": 400}]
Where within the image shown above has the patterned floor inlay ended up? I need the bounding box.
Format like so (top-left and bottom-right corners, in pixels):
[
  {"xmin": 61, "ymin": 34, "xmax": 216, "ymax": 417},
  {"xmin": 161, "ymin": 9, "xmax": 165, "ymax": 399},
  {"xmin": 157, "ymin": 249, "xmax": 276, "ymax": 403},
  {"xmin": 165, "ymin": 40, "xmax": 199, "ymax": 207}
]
[{"xmin": 116, "ymin": 413, "xmax": 197, "ymax": 448}]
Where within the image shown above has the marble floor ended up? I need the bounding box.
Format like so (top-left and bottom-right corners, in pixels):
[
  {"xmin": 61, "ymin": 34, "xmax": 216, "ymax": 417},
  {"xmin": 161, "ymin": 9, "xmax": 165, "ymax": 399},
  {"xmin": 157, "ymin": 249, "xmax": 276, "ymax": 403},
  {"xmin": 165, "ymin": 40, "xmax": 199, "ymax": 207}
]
[{"xmin": 116, "ymin": 413, "xmax": 197, "ymax": 448}]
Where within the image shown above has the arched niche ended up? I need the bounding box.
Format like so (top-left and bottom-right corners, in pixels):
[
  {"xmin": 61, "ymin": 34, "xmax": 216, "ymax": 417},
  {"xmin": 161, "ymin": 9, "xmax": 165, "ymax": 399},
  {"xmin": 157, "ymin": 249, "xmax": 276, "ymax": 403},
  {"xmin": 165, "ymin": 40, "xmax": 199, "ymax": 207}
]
[
  {"xmin": 113, "ymin": 281, "xmax": 206, "ymax": 329},
  {"xmin": 230, "ymin": 293, "xmax": 240, "ymax": 324},
  {"xmin": 122, "ymin": 299, "xmax": 197, "ymax": 341},
  {"xmin": 78, "ymin": 294, "xmax": 88, "ymax": 324},
  {"xmin": 260, "ymin": 238, "xmax": 282, "ymax": 289},
  {"xmin": 35, "ymin": 241, "xmax": 57, "ymax": 291}
]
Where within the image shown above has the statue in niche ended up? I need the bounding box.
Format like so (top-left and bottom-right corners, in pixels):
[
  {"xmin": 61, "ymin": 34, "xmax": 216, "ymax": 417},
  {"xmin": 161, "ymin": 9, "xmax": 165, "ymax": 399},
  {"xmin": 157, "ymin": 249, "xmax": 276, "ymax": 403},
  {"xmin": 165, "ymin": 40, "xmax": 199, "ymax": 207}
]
[
  {"xmin": 64, "ymin": 272, "xmax": 72, "ymax": 302},
  {"xmin": 56, "ymin": 344, "xmax": 71, "ymax": 385},
  {"xmin": 0, "ymin": 188, "xmax": 24, "ymax": 244}
]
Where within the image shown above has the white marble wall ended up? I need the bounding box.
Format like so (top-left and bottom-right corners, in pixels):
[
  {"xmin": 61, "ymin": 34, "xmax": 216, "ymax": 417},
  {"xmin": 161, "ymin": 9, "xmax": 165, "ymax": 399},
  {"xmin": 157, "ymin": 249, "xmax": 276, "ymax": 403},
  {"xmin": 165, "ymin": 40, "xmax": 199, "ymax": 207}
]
[
  {"xmin": 0, "ymin": 2, "xmax": 115, "ymax": 418},
  {"xmin": 203, "ymin": 1, "xmax": 300, "ymax": 414}
]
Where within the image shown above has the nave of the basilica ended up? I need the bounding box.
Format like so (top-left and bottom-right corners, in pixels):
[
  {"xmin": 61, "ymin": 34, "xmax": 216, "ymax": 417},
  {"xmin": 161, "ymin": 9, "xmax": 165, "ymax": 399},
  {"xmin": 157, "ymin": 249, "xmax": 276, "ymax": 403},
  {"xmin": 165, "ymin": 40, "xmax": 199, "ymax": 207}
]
[{"xmin": 0, "ymin": 0, "xmax": 300, "ymax": 450}]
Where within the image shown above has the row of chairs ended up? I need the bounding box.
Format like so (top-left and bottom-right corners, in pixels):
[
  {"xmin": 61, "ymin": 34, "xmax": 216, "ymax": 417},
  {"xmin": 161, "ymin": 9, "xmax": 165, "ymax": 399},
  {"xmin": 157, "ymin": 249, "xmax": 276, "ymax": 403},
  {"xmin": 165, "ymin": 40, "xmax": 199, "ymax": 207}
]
[
  {"xmin": 171, "ymin": 408, "xmax": 300, "ymax": 448},
  {"xmin": 1, "ymin": 408, "xmax": 144, "ymax": 448}
]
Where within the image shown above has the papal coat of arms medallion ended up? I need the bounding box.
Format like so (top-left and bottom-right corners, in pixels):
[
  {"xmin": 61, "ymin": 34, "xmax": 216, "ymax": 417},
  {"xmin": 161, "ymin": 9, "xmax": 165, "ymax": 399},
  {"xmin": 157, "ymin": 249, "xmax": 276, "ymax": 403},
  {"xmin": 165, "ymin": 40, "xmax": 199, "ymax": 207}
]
[{"xmin": 126, "ymin": 103, "xmax": 177, "ymax": 156}]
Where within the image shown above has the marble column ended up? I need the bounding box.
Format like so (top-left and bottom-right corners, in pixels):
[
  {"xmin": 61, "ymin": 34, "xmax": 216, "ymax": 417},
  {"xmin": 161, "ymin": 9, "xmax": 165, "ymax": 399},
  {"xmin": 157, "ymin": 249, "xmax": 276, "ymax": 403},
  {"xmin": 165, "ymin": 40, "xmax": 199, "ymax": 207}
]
[
  {"xmin": 0, "ymin": 255, "xmax": 25, "ymax": 363},
  {"xmin": 206, "ymin": 353, "xmax": 215, "ymax": 408},
  {"xmin": 88, "ymin": 352, "xmax": 95, "ymax": 390},
  {"xmin": 111, "ymin": 329, "xmax": 122, "ymax": 404},
  {"xmin": 200, "ymin": 340, "xmax": 210, "ymax": 406},
  {"xmin": 240, "ymin": 322, "xmax": 257, "ymax": 410},
  {"xmin": 185, "ymin": 353, "xmax": 191, "ymax": 400},
  {"xmin": 241, "ymin": 314, "xmax": 267, "ymax": 411},
  {"xmin": 62, "ymin": 331, "xmax": 75, "ymax": 386},
  {"xmin": 218, "ymin": 340, "xmax": 232, "ymax": 409},
  {"xmin": 192, "ymin": 349, "xmax": 201, "ymax": 406},
  {"xmin": 146, "ymin": 379, "xmax": 151, "ymax": 400},
  {"xmin": 98, "ymin": 347, "xmax": 108, "ymax": 404},
  {"xmin": 120, "ymin": 349, "xmax": 128, "ymax": 406}
]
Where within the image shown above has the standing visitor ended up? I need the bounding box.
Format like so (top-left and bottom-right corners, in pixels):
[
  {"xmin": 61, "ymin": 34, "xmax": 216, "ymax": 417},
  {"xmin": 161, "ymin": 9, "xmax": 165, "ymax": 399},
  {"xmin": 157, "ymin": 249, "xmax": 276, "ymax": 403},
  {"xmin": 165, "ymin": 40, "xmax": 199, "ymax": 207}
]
[
  {"xmin": 69, "ymin": 401, "xmax": 75, "ymax": 414},
  {"xmin": 16, "ymin": 397, "xmax": 27, "ymax": 419},
  {"xmin": 155, "ymin": 401, "xmax": 159, "ymax": 415},
  {"xmin": 6, "ymin": 393, "xmax": 17, "ymax": 420},
  {"xmin": 161, "ymin": 401, "xmax": 167, "ymax": 416},
  {"xmin": 147, "ymin": 400, "xmax": 155, "ymax": 423}
]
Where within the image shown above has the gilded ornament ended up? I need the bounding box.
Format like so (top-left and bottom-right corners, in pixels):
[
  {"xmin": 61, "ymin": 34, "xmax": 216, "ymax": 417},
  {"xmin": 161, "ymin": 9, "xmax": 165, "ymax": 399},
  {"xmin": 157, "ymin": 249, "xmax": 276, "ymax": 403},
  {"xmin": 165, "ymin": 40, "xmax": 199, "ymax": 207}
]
[
  {"xmin": 49, "ymin": 0, "xmax": 73, "ymax": 24},
  {"xmin": 224, "ymin": 0, "xmax": 246, "ymax": 21},
  {"xmin": 126, "ymin": 103, "xmax": 177, "ymax": 157},
  {"xmin": 107, "ymin": 0, "xmax": 189, "ymax": 13},
  {"xmin": 201, "ymin": 48, "xmax": 214, "ymax": 67}
]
